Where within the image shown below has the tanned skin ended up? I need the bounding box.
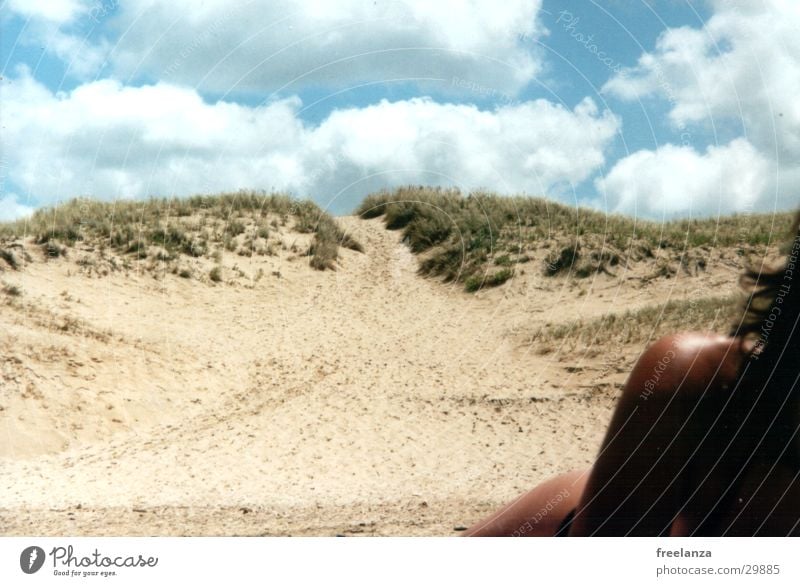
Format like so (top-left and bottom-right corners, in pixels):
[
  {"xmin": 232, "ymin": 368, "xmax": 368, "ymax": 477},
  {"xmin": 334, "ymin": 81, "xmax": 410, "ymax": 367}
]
[{"xmin": 464, "ymin": 332, "xmax": 800, "ymax": 536}]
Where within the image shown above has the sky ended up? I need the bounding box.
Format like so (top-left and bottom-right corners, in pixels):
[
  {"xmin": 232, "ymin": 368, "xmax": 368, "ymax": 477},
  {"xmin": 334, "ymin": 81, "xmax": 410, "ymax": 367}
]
[{"xmin": 0, "ymin": 0, "xmax": 798, "ymax": 221}]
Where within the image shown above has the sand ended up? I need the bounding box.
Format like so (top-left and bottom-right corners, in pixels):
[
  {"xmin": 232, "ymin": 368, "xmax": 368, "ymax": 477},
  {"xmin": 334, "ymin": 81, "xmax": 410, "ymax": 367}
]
[{"xmin": 0, "ymin": 216, "xmax": 752, "ymax": 535}]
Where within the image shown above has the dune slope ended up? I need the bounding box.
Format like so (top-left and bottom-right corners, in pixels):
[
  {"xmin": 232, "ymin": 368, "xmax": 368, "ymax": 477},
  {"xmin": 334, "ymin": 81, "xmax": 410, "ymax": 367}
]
[{"xmin": 0, "ymin": 213, "xmax": 761, "ymax": 535}]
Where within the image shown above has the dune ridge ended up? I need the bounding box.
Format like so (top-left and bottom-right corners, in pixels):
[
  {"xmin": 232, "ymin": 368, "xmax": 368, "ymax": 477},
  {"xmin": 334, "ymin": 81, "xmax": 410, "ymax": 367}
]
[{"xmin": 0, "ymin": 190, "xmax": 785, "ymax": 535}]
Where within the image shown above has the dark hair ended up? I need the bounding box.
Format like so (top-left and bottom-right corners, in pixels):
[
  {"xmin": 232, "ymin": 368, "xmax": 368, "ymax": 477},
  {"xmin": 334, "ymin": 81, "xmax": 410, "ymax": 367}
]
[
  {"xmin": 729, "ymin": 210, "xmax": 800, "ymax": 443},
  {"xmin": 688, "ymin": 212, "xmax": 800, "ymax": 534},
  {"xmin": 721, "ymin": 210, "xmax": 800, "ymax": 479},
  {"xmin": 729, "ymin": 212, "xmax": 800, "ymax": 343}
]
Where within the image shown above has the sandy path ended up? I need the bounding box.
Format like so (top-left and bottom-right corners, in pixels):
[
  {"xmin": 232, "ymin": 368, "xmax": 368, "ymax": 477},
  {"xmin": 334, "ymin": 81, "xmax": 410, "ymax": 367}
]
[{"xmin": 0, "ymin": 217, "xmax": 741, "ymax": 535}]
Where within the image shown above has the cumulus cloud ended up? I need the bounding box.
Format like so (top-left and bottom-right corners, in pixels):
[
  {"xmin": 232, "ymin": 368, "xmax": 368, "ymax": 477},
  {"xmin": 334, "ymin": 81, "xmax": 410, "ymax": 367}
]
[
  {"xmin": 107, "ymin": 0, "xmax": 544, "ymax": 95},
  {"xmin": 5, "ymin": 0, "xmax": 91, "ymax": 25},
  {"xmin": 599, "ymin": 0, "xmax": 800, "ymax": 215},
  {"xmin": 47, "ymin": 31, "xmax": 112, "ymax": 78},
  {"xmin": 4, "ymin": 1, "xmax": 545, "ymax": 90},
  {"xmin": 2, "ymin": 70, "xmax": 619, "ymax": 214},
  {"xmin": 3, "ymin": 0, "xmax": 112, "ymax": 78},
  {"xmin": 605, "ymin": 0, "xmax": 800, "ymax": 154},
  {"xmin": 594, "ymin": 139, "xmax": 772, "ymax": 217},
  {"xmin": 0, "ymin": 194, "xmax": 35, "ymax": 222}
]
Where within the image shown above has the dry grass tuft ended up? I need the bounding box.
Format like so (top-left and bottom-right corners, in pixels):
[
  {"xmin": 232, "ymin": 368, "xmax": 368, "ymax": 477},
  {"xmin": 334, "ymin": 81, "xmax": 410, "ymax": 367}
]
[
  {"xmin": 0, "ymin": 248, "xmax": 20, "ymax": 270},
  {"xmin": 525, "ymin": 293, "xmax": 743, "ymax": 354},
  {"xmin": 357, "ymin": 186, "xmax": 792, "ymax": 292},
  {"xmin": 0, "ymin": 191, "xmax": 363, "ymax": 276}
]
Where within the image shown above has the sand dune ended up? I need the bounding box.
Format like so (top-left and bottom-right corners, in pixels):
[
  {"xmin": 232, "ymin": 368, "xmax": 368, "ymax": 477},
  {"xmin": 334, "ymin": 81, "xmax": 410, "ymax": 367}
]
[{"xmin": 0, "ymin": 215, "xmax": 754, "ymax": 535}]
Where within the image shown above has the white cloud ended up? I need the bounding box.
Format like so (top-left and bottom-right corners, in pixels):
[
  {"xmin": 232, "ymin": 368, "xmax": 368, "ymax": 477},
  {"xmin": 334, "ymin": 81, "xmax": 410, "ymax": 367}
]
[
  {"xmin": 604, "ymin": 0, "xmax": 800, "ymax": 157},
  {"xmin": 4, "ymin": 1, "xmax": 545, "ymax": 89},
  {"xmin": 52, "ymin": 31, "xmax": 112, "ymax": 78},
  {"xmin": 599, "ymin": 0, "xmax": 800, "ymax": 216},
  {"xmin": 0, "ymin": 194, "xmax": 35, "ymax": 222},
  {"xmin": 3, "ymin": 0, "xmax": 112, "ymax": 78},
  {"xmin": 310, "ymin": 95, "xmax": 618, "ymax": 203},
  {"xmin": 2, "ymin": 71, "xmax": 619, "ymax": 214},
  {"xmin": 594, "ymin": 139, "xmax": 772, "ymax": 217},
  {"xmin": 108, "ymin": 0, "xmax": 544, "ymax": 95},
  {"xmin": 5, "ymin": 0, "xmax": 90, "ymax": 25}
]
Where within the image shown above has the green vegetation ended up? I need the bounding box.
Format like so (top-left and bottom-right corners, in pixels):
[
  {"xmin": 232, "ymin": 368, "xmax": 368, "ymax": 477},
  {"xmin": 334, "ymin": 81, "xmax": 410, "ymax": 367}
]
[
  {"xmin": 0, "ymin": 191, "xmax": 363, "ymax": 275},
  {"xmin": 2, "ymin": 186, "xmax": 794, "ymax": 291},
  {"xmin": 42, "ymin": 240, "xmax": 68, "ymax": 259},
  {"xmin": 527, "ymin": 292, "xmax": 743, "ymax": 354},
  {"xmin": 308, "ymin": 215, "xmax": 363, "ymax": 270},
  {"xmin": 357, "ymin": 186, "xmax": 794, "ymax": 291},
  {"xmin": 0, "ymin": 248, "xmax": 20, "ymax": 269},
  {"xmin": 465, "ymin": 268, "xmax": 514, "ymax": 292}
]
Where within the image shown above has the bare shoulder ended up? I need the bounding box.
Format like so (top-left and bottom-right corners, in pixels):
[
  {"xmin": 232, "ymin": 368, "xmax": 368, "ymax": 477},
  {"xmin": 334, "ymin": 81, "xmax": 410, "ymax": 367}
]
[
  {"xmin": 628, "ymin": 332, "xmax": 746, "ymax": 400},
  {"xmin": 638, "ymin": 331, "xmax": 746, "ymax": 367}
]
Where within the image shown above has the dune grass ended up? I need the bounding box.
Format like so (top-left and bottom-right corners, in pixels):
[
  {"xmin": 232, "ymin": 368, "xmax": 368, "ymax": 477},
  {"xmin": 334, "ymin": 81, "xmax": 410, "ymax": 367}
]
[
  {"xmin": 526, "ymin": 292, "xmax": 744, "ymax": 354},
  {"xmin": 0, "ymin": 248, "xmax": 20, "ymax": 270},
  {"xmin": 356, "ymin": 186, "xmax": 794, "ymax": 291},
  {"xmin": 3, "ymin": 186, "xmax": 794, "ymax": 288},
  {"xmin": 0, "ymin": 191, "xmax": 362, "ymax": 274}
]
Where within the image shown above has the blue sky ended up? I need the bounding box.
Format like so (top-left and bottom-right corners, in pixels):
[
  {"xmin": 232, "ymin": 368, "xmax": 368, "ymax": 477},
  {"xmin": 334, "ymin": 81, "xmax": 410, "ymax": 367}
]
[{"xmin": 1, "ymin": 1, "xmax": 798, "ymax": 220}]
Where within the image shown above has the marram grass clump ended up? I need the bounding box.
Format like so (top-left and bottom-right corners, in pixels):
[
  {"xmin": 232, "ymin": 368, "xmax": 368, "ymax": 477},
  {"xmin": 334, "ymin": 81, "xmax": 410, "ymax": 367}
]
[
  {"xmin": 357, "ymin": 186, "xmax": 792, "ymax": 292},
  {"xmin": 526, "ymin": 292, "xmax": 743, "ymax": 355},
  {"xmin": 0, "ymin": 191, "xmax": 363, "ymax": 276}
]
